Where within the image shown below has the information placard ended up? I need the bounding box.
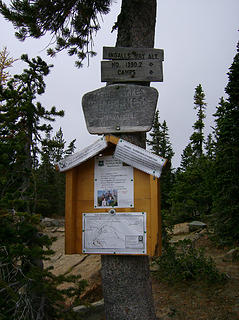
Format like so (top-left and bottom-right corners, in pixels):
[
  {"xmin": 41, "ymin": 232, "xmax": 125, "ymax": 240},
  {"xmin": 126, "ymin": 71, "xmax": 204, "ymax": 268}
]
[
  {"xmin": 114, "ymin": 139, "xmax": 167, "ymax": 178},
  {"xmin": 82, "ymin": 212, "xmax": 147, "ymax": 254},
  {"xmin": 57, "ymin": 137, "xmax": 107, "ymax": 172},
  {"xmin": 94, "ymin": 155, "xmax": 134, "ymax": 208}
]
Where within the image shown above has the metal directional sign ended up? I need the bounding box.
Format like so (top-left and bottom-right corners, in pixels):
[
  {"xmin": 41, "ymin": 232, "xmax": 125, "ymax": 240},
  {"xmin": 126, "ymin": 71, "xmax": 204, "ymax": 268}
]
[
  {"xmin": 82, "ymin": 84, "xmax": 158, "ymax": 134},
  {"xmin": 103, "ymin": 47, "xmax": 164, "ymax": 61},
  {"xmin": 101, "ymin": 59, "xmax": 163, "ymax": 82}
]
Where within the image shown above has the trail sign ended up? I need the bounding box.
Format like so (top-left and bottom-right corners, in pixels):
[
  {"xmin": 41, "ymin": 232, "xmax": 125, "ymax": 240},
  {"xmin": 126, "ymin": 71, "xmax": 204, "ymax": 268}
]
[
  {"xmin": 101, "ymin": 46, "xmax": 164, "ymax": 82},
  {"xmin": 82, "ymin": 84, "xmax": 158, "ymax": 133},
  {"xmin": 101, "ymin": 59, "xmax": 163, "ymax": 82},
  {"xmin": 103, "ymin": 47, "xmax": 164, "ymax": 61}
]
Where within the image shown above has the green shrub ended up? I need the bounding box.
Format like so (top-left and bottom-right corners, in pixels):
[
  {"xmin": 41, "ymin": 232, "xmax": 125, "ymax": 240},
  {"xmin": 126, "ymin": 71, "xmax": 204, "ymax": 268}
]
[
  {"xmin": 152, "ymin": 239, "xmax": 226, "ymax": 284},
  {"xmin": 0, "ymin": 211, "xmax": 87, "ymax": 320}
]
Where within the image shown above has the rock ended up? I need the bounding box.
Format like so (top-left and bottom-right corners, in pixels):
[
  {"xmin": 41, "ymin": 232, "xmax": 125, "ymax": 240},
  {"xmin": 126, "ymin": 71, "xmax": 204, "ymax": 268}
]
[
  {"xmin": 56, "ymin": 227, "xmax": 65, "ymax": 233},
  {"xmin": 41, "ymin": 217, "xmax": 62, "ymax": 227},
  {"xmin": 73, "ymin": 298, "xmax": 104, "ymax": 313},
  {"xmin": 172, "ymin": 222, "xmax": 189, "ymax": 235},
  {"xmin": 223, "ymin": 248, "xmax": 239, "ymax": 262},
  {"xmin": 188, "ymin": 221, "xmax": 207, "ymax": 232}
]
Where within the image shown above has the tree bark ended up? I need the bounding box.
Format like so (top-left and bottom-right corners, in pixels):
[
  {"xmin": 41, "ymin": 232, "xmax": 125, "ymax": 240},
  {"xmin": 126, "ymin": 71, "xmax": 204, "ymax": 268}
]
[{"xmin": 101, "ymin": 1, "xmax": 158, "ymax": 319}]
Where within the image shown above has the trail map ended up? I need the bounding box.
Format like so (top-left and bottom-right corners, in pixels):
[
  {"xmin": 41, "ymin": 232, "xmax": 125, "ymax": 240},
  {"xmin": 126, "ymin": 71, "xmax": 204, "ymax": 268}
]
[{"xmin": 82, "ymin": 212, "xmax": 147, "ymax": 254}]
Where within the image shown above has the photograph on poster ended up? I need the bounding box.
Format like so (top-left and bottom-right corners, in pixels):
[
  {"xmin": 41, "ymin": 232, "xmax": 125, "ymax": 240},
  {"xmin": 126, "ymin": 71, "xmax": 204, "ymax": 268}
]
[
  {"xmin": 94, "ymin": 155, "xmax": 134, "ymax": 208},
  {"xmin": 97, "ymin": 189, "xmax": 118, "ymax": 207}
]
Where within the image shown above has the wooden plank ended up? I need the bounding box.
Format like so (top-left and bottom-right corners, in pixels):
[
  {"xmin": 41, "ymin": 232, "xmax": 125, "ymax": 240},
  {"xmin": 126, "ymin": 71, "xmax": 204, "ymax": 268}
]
[
  {"xmin": 82, "ymin": 84, "xmax": 158, "ymax": 133},
  {"xmin": 157, "ymin": 178, "xmax": 162, "ymax": 256},
  {"xmin": 105, "ymin": 135, "xmax": 120, "ymax": 145},
  {"xmin": 103, "ymin": 47, "xmax": 164, "ymax": 61},
  {"xmin": 150, "ymin": 176, "xmax": 161, "ymax": 256},
  {"xmin": 101, "ymin": 59, "xmax": 163, "ymax": 82},
  {"xmin": 65, "ymin": 169, "xmax": 77, "ymax": 254}
]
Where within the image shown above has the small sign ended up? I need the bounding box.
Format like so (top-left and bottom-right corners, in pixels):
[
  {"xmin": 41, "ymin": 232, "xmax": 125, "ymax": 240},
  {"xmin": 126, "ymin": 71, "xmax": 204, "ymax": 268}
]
[
  {"xmin": 101, "ymin": 59, "xmax": 163, "ymax": 82},
  {"xmin": 57, "ymin": 137, "xmax": 107, "ymax": 172},
  {"xmin": 114, "ymin": 139, "xmax": 167, "ymax": 178},
  {"xmin": 103, "ymin": 47, "xmax": 164, "ymax": 61},
  {"xmin": 82, "ymin": 212, "xmax": 147, "ymax": 254},
  {"xmin": 82, "ymin": 84, "xmax": 158, "ymax": 134},
  {"xmin": 94, "ymin": 155, "xmax": 134, "ymax": 208}
]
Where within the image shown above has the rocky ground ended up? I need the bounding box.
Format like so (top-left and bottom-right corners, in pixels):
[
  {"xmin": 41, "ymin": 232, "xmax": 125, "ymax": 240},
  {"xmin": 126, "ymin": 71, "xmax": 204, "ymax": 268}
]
[{"xmin": 43, "ymin": 219, "xmax": 239, "ymax": 320}]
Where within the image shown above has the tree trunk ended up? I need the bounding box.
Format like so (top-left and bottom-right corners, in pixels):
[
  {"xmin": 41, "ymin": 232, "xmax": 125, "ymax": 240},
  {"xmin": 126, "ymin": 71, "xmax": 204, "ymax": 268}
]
[{"xmin": 101, "ymin": 1, "xmax": 158, "ymax": 319}]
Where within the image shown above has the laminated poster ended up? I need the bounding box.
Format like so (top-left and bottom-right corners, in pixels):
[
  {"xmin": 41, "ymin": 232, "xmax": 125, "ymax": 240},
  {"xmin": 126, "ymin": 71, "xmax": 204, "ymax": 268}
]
[
  {"xmin": 82, "ymin": 212, "xmax": 147, "ymax": 254},
  {"xmin": 94, "ymin": 155, "xmax": 134, "ymax": 208}
]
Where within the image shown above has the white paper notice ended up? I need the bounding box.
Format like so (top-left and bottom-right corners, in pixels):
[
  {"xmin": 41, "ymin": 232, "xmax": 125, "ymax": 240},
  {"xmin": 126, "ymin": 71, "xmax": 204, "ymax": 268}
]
[
  {"xmin": 114, "ymin": 139, "xmax": 167, "ymax": 178},
  {"xmin": 57, "ymin": 137, "xmax": 107, "ymax": 172},
  {"xmin": 82, "ymin": 212, "xmax": 147, "ymax": 254},
  {"xmin": 94, "ymin": 155, "xmax": 134, "ymax": 208}
]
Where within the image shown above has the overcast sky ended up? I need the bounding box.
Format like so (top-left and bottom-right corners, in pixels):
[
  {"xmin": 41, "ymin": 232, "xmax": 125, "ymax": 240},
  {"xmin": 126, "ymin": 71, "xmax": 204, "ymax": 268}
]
[{"xmin": 0, "ymin": 0, "xmax": 238, "ymax": 168}]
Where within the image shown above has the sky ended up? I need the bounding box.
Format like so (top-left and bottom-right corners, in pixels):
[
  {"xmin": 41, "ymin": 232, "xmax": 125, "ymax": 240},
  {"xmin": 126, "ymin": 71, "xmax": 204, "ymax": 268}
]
[{"xmin": 0, "ymin": 0, "xmax": 238, "ymax": 168}]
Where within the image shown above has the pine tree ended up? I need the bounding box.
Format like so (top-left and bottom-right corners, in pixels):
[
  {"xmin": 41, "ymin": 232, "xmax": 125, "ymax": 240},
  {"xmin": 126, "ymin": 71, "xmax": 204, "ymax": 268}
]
[
  {"xmin": 148, "ymin": 111, "xmax": 174, "ymax": 211},
  {"xmin": 0, "ymin": 47, "xmax": 17, "ymax": 86},
  {"xmin": 171, "ymin": 84, "xmax": 212, "ymax": 221},
  {"xmin": 0, "ymin": 54, "xmax": 64, "ymax": 213},
  {"xmin": 180, "ymin": 84, "xmax": 206, "ymax": 171},
  {"xmin": 191, "ymin": 84, "xmax": 206, "ymax": 157},
  {"xmin": 36, "ymin": 128, "xmax": 76, "ymax": 216},
  {"xmin": 212, "ymin": 43, "xmax": 239, "ymax": 245},
  {"xmin": 180, "ymin": 143, "xmax": 194, "ymax": 171},
  {"xmin": 205, "ymin": 133, "xmax": 215, "ymax": 160},
  {"xmin": 0, "ymin": 0, "xmax": 112, "ymax": 67},
  {"xmin": 0, "ymin": 54, "xmax": 86, "ymax": 320}
]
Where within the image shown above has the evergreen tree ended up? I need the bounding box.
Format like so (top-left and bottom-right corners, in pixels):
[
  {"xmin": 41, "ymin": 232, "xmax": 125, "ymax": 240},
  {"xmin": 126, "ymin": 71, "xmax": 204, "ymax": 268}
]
[
  {"xmin": 180, "ymin": 84, "xmax": 206, "ymax": 171},
  {"xmin": 0, "ymin": 54, "xmax": 64, "ymax": 213},
  {"xmin": 0, "ymin": 0, "xmax": 112, "ymax": 67},
  {"xmin": 191, "ymin": 84, "xmax": 206, "ymax": 157},
  {"xmin": 148, "ymin": 111, "xmax": 174, "ymax": 161},
  {"xmin": 0, "ymin": 47, "xmax": 17, "ymax": 86},
  {"xmin": 148, "ymin": 111, "xmax": 174, "ymax": 211},
  {"xmin": 148, "ymin": 110, "xmax": 161, "ymax": 155},
  {"xmin": 205, "ymin": 133, "xmax": 215, "ymax": 160},
  {"xmin": 0, "ymin": 53, "xmax": 86, "ymax": 320},
  {"xmin": 212, "ymin": 43, "xmax": 239, "ymax": 245},
  {"xmin": 171, "ymin": 84, "xmax": 212, "ymax": 221},
  {"xmin": 0, "ymin": 210, "xmax": 86, "ymax": 320},
  {"xmin": 180, "ymin": 143, "xmax": 194, "ymax": 171},
  {"xmin": 36, "ymin": 128, "xmax": 76, "ymax": 216}
]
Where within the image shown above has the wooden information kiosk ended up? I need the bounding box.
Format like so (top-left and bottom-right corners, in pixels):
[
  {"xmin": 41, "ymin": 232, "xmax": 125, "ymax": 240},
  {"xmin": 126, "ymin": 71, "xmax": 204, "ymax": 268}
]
[{"xmin": 57, "ymin": 135, "xmax": 166, "ymax": 257}]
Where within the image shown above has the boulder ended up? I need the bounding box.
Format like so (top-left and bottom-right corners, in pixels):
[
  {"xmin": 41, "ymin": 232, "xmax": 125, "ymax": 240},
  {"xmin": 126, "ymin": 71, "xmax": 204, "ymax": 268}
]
[
  {"xmin": 41, "ymin": 217, "xmax": 60, "ymax": 227},
  {"xmin": 223, "ymin": 248, "xmax": 239, "ymax": 262},
  {"xmin": 188, "ymin": 221, "xmax": 207, "ymax": 232}
]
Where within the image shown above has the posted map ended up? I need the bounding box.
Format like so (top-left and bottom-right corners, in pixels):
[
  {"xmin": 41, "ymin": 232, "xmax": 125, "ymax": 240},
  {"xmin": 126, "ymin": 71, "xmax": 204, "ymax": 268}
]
[{"xmin": 82, "ymin": 212, "xmax": 147, "ymax": 254}]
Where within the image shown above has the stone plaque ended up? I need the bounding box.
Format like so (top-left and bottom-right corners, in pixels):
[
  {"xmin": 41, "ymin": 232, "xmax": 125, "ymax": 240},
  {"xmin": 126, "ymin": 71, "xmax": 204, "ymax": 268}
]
[
  {"xmin": 103, "ymin": 47, "xmax": 164, "ymax": 61},
  {"xmin": 101, "ymin": 60, "xmax": 163, "ymax": 82},
  {"xmin": 82, "ymin": 84, "xmax": 158, "ymax": 134}
]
